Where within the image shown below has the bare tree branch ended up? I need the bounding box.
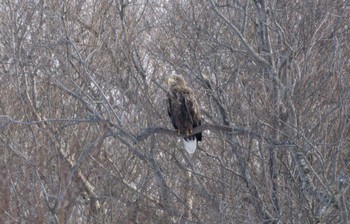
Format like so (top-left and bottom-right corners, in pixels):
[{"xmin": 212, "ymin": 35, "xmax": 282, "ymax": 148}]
[
  {"xmin": 133, "ymin": 123, "xmax": 293, "ymax": 147},
  {"xmin": 208, "ymin": 0, "xmax": 270, "ymax": 68}
]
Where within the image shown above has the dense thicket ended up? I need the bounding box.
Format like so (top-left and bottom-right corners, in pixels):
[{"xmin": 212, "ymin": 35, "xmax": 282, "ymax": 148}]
[{"xmin": 0, "ymin": 0, "xmax": 349, "ymax": 223}]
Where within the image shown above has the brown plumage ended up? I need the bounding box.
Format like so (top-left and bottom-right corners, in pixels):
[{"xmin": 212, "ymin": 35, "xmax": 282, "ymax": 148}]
[{"xmin": 166, "ymin": 75, "xmax": 202, "ymax": 153}]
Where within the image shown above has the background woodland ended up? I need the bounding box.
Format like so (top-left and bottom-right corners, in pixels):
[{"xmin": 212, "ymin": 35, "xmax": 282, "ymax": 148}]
[{"xmin": 0, "ymin": 0, "xmax": 349, "ymax": 223}]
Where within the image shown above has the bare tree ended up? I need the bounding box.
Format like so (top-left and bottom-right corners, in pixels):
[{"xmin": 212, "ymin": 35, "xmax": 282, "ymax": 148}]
[{"xmin": 0, "ymin": 0, "xmax": 349, "ymax": 223}]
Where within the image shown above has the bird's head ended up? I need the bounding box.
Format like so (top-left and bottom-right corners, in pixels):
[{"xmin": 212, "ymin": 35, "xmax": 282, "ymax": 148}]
[{"xmin": 166, "ymin": 75, "xmax": 186, "ymax": 88}]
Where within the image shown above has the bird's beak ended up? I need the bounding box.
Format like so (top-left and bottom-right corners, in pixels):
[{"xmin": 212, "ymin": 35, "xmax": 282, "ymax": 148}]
[{"xmin": 166, "ymin": 77, "xmax": 176, "ymax": 86}]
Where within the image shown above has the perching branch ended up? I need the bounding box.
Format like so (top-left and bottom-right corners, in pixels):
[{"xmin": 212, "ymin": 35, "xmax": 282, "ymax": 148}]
[
  {"xmin": 134, "ymin": 123, "xmax": 294, "ymax": 147},
  {"xmin": 135, "ymin": 124, "xmax": 230, "ymax": 142}
]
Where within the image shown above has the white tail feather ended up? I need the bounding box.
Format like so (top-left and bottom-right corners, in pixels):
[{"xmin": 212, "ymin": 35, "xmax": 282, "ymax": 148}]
[{"xmin": 183, "ymin": 139, "xmax": 197, "ymax": 154}]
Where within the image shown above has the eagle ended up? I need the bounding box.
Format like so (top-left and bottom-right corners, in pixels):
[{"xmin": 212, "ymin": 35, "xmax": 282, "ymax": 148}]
[{"xmin": 166, "ymin": 75, "xmax": 202, "ymax": 153}]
